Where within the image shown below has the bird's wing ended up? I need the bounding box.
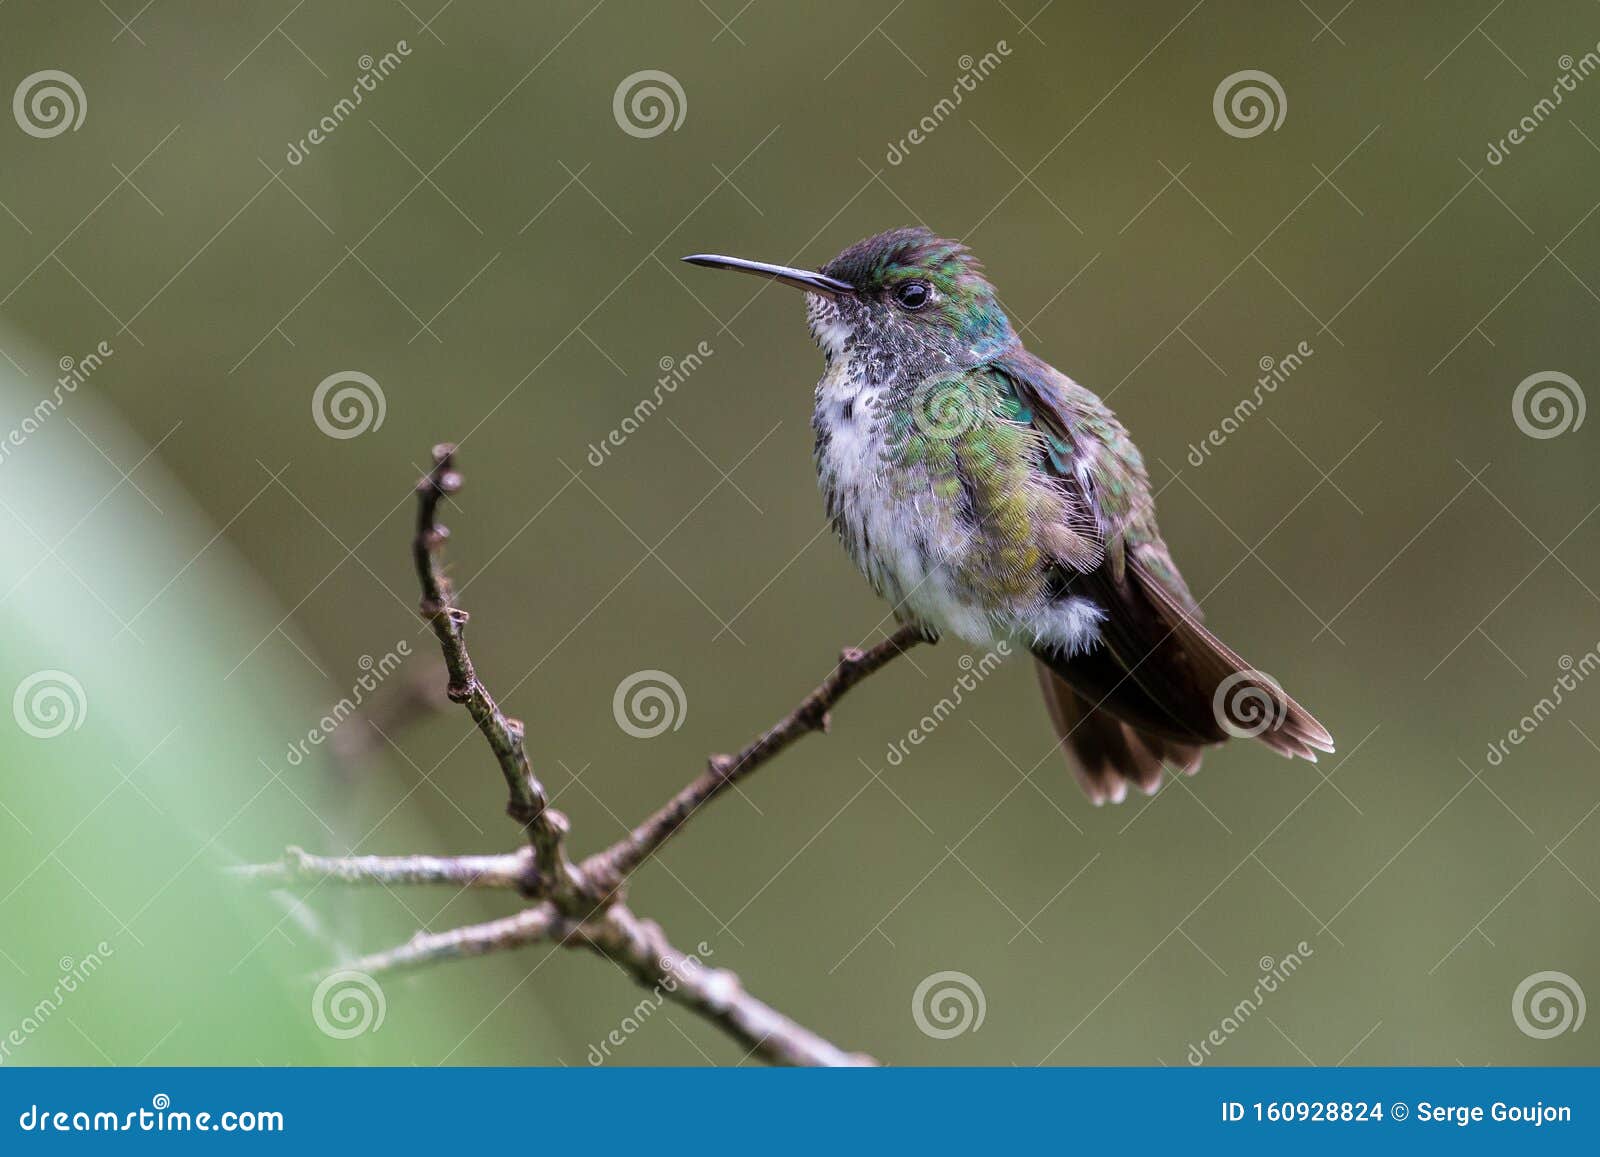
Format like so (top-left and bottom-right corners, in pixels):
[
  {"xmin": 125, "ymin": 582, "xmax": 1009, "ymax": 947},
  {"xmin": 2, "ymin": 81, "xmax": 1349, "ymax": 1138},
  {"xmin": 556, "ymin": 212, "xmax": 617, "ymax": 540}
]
[
  {"xmin": 988, "ymin": 347, "xmax": 1195, "ymax": 611},
  {"xmin": 990, "ymin": 349, "xmax": 1334, "ymax": 763}
]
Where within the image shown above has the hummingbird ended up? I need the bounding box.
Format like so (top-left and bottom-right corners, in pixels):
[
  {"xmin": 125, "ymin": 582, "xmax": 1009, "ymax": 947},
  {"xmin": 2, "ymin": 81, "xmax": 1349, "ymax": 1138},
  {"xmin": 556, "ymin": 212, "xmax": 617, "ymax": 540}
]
[{"xmin": 684, "ymin": 228, "xmax": 1333, "ymax": 804}]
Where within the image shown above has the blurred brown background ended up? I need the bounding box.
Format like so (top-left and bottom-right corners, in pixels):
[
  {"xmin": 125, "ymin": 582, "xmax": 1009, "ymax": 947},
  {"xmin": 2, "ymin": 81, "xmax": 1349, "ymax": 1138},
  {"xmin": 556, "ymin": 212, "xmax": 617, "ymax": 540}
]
[{"xmin": 1, "ymin": 0, "xmax": 1597, "ymax": 1066}]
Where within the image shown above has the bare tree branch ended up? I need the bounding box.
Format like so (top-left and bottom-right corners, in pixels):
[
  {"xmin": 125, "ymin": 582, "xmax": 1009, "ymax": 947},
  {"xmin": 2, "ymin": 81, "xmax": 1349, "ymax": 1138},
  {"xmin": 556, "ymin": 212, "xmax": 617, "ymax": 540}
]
[
  {"xmin": 412, "ymin": 445, "xmax": 588, "ymax": 905},
  {"xmin": 243, "ymin": 444, "xmax": 924, "ymax": 1066},
  {"xmin": 573, "ymin": 904, "xmax": 873, "ymax": 1067},
  {"xmin": 332, "ymin": 900, "xmax": 871, "ymax": 1067},
  {"xmin": 339, "ymin": 904, "xmax": 559, "ymax": 975},
  {"xmin": 582, "ymin": 623, "xmax": 925, "ymax": 891},
  {"xmin": 234, "ymin": 845, "xmax": 531, "ymax": 890}
]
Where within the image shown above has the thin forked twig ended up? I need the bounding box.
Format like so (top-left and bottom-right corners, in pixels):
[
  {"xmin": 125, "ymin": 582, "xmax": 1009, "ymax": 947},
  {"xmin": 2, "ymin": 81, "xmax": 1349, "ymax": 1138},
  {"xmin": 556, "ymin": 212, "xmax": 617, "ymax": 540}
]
[
  {"xmin": 412, "ymin": 445, "xmax": 586, "ymax": 905},
  {"xmin": 583, "ymin": 624, "xmax": 925, "ymax": 891},
  {"xmin": 241, "ymin": 444, "xmax": 925, "ymax": 1066},
  {"xmin": 232, "ymin": 846, "xmax": 531, "ymax": 889}
]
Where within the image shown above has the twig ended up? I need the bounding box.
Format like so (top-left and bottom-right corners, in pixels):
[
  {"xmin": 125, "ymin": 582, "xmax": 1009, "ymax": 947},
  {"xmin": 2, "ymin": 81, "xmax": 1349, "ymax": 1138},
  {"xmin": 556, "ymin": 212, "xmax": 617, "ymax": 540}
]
[
  {"xmin": 339, "ymin": 904, "xmax": 559, "ymax": 975},
  {"xmin": 583, "ymin": 624, "xmax": 925, "ymax": 890},
  {"xmin": 242, "ymin": 444, "xmax": 924, "ymax": 1066},
  {"xmin": 233, "ymin": 845, "xmax": 532, "ymax": 890},
  {"xmin": 413, "ymin": 444, "xmax": 587, "ymax": 905},
  {"xmin": 573, "ymin": 904, "xmax": 873, "ymax": 1067},
  {"xmin": 329, "ymin": 900, "xmax": 870, "ymax": 1067}
]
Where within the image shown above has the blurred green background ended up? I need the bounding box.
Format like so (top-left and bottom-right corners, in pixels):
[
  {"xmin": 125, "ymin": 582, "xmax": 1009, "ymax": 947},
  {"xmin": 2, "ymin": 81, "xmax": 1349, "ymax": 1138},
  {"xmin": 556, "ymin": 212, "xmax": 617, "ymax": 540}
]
[{"xmin": 2, "ymin": 0, "xmax": 1597, "ymax": 1066}]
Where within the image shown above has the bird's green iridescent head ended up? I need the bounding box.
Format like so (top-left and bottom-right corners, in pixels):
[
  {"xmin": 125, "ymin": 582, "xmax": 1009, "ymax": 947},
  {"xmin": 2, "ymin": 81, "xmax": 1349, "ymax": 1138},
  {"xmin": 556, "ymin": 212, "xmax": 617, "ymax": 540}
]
[{"xmin": 683, "ymin": 227, "xmax": 1018, "ymax": 378}]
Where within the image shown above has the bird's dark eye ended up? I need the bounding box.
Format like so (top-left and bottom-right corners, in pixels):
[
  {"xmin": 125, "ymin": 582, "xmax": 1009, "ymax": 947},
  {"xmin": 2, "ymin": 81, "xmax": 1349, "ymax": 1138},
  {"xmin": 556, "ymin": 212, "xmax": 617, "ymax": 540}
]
[{"xmin": 895, "ymin": 280, "xmax": 931, "ymax": 310}]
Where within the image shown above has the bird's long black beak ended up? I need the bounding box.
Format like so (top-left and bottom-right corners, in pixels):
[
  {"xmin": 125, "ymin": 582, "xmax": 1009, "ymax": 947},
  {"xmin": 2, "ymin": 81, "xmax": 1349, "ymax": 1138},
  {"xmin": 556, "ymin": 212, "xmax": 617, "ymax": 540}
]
[{"xmin": 681, "ymin": 253, "xmax": 855, "ymax": 297}]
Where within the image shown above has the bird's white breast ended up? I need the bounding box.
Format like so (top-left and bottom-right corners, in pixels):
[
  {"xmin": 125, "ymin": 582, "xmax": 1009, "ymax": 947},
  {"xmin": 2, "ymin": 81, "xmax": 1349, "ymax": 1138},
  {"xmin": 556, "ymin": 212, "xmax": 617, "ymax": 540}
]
[
  {"xmin": 812, "ymin": 354, "xmax": 1002, "ymax": 646},
  {"xmin": 807, "ymin": 304, "xmax": 1103, "ymax": 656}
]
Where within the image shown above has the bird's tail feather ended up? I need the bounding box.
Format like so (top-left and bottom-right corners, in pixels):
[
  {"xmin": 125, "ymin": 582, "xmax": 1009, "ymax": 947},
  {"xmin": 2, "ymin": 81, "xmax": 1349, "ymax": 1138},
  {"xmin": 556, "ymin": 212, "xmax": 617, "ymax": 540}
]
[
  {"xmin": 1129, "ymin": 557, "xmax": 1335, "ymax": 764},
  {"xmin": 1032, "ymin": 555, "xmax": 1334, "ymax": 803},
  {"xmin": 1034, "ymin": 660, "xmax": 1203, "ymax": 806}
]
